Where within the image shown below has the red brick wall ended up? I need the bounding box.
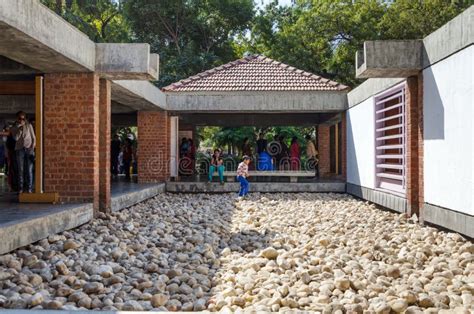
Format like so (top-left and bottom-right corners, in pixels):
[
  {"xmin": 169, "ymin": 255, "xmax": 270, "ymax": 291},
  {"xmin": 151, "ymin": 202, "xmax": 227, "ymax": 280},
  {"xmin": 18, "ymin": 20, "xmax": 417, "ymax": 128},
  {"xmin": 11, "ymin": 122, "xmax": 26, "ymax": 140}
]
[
  {"xmin": 137, "ymin": 111, "xmax": 170, "ymax": 183},
  {"xmin": 43, "ymin": 73, "xmax": 99, "ymax": 208},
  {"xmin": 406, "ymin": 76, "xmax": 424, "ymax": 219},
  {"xmin": 317, "ymin": 125, "xmax": 331, "ymax": 177},
  {"xmin": 417, "ymin": 74, "xmax": 424, "ymax": 219},
  {"xmin": 99, "ymin": 79, "xmax": 111, "ymax": 213}
]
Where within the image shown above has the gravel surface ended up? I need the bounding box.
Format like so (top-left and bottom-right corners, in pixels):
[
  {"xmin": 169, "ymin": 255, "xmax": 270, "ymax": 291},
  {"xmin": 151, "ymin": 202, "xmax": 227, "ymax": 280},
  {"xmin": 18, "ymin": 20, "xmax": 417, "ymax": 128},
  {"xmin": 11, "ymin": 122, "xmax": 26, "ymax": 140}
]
[{"xmin": 0, "ymin": 193, "xmax": 472, "ymax": 313}]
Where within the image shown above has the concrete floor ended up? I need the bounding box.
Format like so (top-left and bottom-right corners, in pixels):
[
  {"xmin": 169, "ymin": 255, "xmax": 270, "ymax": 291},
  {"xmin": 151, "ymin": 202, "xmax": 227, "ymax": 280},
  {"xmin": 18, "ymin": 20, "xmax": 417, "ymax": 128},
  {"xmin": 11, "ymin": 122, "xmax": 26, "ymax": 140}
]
[{"xmin": 0, "ymin": 176, "xmax": 164, "ymax": 255}]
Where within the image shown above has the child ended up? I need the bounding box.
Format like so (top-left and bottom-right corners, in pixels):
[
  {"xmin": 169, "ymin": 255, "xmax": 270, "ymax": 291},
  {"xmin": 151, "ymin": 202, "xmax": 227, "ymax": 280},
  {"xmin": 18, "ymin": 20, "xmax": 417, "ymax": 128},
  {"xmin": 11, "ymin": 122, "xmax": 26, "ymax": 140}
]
[
  {"xmin": 208, "ymin": 149, "xmax": 225, "ymax": 183},
  {"xmin": 236, "ymin": 155, "xmax": 251, "ymax": 198}
]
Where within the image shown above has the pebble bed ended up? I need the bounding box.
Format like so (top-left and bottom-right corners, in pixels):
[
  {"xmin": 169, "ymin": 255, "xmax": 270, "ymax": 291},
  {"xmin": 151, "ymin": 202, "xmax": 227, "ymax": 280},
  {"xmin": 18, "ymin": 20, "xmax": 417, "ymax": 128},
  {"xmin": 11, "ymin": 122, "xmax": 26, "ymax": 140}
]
[{"xmin": 0, "ymin": 193, "xmax": 472, "ymax": 313}]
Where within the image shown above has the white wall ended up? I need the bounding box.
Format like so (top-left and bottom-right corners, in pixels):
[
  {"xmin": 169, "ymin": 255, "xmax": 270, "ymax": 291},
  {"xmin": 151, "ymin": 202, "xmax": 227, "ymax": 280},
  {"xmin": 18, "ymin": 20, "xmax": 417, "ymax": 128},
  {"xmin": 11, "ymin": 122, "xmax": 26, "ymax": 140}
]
[
  {"xmin": 346, "ymin": 97, "xmax": 375, "ymax": 188},
  {"xmin": 423, "ymin": 45, "xmax": 474, "ymax": 216}
]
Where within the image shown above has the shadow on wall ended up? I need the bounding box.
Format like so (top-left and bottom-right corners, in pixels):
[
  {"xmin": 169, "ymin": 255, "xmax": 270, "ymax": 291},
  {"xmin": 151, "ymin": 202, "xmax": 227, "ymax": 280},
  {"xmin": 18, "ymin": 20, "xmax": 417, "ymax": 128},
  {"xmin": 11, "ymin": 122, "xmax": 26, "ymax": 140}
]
[
  {"xmin": 345, "ymin": 111, "xmax": 361, "ymax": 186},
  {"xmin": 422, "ymin": 66, "xmax": 445, "ymax": 140}
]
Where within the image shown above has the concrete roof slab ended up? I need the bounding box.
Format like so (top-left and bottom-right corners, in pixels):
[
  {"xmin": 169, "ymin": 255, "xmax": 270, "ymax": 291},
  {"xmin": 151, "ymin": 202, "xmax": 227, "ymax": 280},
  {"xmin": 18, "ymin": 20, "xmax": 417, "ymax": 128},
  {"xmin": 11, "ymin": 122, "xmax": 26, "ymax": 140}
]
[
  {"xmin": 111, "ymin": 80, "xmax": 166, "ymax": 111},
  {"xmin": 0, "ymin": 0, "xmax": 95, "ymax": 72},
  {"xmin": 355, "ymin": 40, "xmax": 422, "ymax": 79},
  {"xmin": 96, "ymin": 44, "xmax": 159, "ymax": 80}
]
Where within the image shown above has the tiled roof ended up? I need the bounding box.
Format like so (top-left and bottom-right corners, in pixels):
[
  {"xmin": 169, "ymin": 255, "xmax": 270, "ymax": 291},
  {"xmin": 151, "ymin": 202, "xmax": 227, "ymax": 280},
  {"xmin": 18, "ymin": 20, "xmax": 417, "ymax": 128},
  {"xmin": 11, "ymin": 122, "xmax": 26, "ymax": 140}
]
[{"xmin": 162, "ymin": 55, "xmax": 348, "ymax": 92}]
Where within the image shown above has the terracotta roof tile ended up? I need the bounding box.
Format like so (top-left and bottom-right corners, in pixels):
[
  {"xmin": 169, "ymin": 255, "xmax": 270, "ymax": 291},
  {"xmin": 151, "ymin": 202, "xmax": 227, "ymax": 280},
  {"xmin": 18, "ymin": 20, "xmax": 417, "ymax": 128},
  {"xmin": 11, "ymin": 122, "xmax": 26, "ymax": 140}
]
[{"xmin": 162, "ymin": 55, "xmax": 348, "ymax": 92}]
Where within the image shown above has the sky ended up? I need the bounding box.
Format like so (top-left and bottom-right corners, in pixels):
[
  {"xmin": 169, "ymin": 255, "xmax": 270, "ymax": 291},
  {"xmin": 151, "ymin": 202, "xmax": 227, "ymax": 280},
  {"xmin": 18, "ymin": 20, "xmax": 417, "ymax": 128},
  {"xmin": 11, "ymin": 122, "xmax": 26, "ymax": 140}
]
[{"xmin": 257, "ymin": 0, "xmax": 294, "ymax": 8}]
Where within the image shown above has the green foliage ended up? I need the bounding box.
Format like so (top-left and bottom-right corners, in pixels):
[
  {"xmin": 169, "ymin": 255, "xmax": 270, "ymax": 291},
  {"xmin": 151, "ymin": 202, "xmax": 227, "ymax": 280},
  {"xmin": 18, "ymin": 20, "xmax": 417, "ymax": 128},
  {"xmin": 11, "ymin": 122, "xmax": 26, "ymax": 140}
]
[
  {"xmin": 243, "ymin": 0, "xmax": 471, "ymax": 87},
  {"xmin": 40, "ymin": 0, "xmax": 131, "ymax": 42},
  {"xmin": 124, "ymin": 0, "xmax": 255, "ymax": 87}
]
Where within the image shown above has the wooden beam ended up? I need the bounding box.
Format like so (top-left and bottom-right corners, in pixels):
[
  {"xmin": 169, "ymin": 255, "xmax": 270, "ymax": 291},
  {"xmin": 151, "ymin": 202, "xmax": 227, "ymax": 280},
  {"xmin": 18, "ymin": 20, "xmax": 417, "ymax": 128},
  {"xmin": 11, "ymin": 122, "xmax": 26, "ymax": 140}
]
[{"xmin": 0, "ymin": 81, "xmax": 35, "ymax": 95}]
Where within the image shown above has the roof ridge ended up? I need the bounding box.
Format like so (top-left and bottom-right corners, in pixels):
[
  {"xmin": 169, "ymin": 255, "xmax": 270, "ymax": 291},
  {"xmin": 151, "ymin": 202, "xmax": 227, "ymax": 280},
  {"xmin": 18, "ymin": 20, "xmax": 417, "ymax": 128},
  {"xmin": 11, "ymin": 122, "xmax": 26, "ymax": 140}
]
[
  {"xmin": 163, "ymin": 54, "xmax": 349, "ymax": 92},
  {"xmin": 162, "ymin": 55, "xmax": 260, "ymax": 91}
]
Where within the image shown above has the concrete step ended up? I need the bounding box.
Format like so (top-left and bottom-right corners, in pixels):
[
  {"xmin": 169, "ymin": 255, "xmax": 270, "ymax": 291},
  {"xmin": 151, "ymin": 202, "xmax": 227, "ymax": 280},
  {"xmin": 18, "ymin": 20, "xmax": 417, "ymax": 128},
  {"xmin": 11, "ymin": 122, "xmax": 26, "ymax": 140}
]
[{"xmin": 166, "ymin": 182, "xmax": 346, "ymax": 193}]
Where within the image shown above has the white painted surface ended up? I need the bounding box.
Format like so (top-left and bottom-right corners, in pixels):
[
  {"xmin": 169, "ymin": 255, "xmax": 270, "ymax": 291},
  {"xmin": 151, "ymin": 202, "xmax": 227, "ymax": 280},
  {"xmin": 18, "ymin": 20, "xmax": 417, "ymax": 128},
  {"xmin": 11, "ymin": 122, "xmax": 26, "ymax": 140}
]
[
  {"xmin": 346, "ymin": 97, "xmax": 376, "ymax": 188},
  {"xmin": 423, "ymin": 45, "xmax": 474, "ymax": 216}
]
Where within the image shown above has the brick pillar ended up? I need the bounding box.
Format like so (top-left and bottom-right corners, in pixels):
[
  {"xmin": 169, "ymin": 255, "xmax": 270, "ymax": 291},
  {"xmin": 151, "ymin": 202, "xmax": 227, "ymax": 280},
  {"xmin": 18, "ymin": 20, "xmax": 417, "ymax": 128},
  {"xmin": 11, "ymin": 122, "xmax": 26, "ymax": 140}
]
[
  {"xmin": 340, "ymin": 113, "xmax": 347, "ymax": 179},
  {"xmin": 406, "ymin": 75, "xmax": 424, "ymax": 220},
  {"xmin": 317, "ymin": 125, "xmax": 331, "ymax": 177},
  {"xmin": 43, "ymin": 73, "xmax": 99, "ymax": 209},
  {"xmin": 99, "ymin": 79, "xmax": 111, "ymax": 213},
  {"xmin": 137, "ymin": 111, "xmax": 170, "ymax": 183}
]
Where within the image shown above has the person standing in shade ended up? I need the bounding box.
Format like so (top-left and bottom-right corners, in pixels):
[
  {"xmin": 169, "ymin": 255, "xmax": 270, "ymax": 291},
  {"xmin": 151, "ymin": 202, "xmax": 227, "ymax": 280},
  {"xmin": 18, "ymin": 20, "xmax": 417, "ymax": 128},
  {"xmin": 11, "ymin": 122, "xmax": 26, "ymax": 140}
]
[
  {"xmin": 305, "ymin": 134, "xmax": 319, "ymax": 178},
  {"xmin": 122, "ymin": 138, "xmax": 133, "ymax": 181},
  {"xmin": 289, "ymin": 136, "xmax": 300, "ymax": 170},
  {"xmin": 208, "ymin": 149, "xmax": 224, "ymax": 184},
  {"xmin": 236, "ymin": 155, "xmax": 251, "ymax": 198},
  {"xmin": 111, "ymin": 134, "xmax": 121, "ymax": 178},
  {"xmin": 256, "ymin": 133, "xmax": 267, "ymax": 154},
  {"xmin": 278, "ymin": 135, "xmax": 289, "ymax": 170},
  {"xmin": 10, "ymin": 111, "xmax": 35, "ymax": 193}
]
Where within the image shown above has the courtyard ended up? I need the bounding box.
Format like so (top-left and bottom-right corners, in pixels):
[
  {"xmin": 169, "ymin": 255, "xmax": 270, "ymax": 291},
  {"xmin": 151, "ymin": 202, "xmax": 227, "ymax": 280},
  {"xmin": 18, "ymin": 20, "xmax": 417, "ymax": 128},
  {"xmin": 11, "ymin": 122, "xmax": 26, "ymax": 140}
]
[{"xmin": 0, "ymin": 193, "xmax": 472, "ymax": 312}]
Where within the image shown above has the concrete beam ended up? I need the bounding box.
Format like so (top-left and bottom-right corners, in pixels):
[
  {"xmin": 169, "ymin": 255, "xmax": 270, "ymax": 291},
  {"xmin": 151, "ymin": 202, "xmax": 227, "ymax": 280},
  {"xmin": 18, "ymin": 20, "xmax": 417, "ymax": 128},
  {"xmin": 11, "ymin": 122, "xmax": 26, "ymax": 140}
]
[
  {"xmin": 96, "ymin": 44, "xmax": 159, "ymax": 80},
  {"xmin": 166, "ymin": 91, "xmax": 348, "ymax": 112},
  {"xmin": 111, "ymin": 80, "xmax": 167, "ymax": 111},
  {"xmin": 423, "ymin": 6, "xmax": 473, "ymax": 68},
  {"xmin": 356, "ymin": 40, "xmax": 423, "ymax": 78},
  {"xmin": 347, "ymin": 78, "xmax": 405, "ymax": 108},
  {"xmin": 177, "ymin": 112, "xmax": 340, "ymax": 127}
]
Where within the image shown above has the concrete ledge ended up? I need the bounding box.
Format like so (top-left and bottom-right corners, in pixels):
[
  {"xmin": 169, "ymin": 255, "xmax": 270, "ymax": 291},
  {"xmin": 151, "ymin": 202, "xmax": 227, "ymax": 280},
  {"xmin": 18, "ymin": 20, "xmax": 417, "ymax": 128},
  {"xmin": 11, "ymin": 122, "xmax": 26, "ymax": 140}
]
[
  {"xmin": 166, "ymin": 91, "xmax": 348, "ymax": 112},
  {"xmin": 356, "ymin": 40, "xmax": 423, "ymax": 78},
  {"xmin": 166, "ymin": 182, "xmax": 346, "ymax": 193},
  {"xmin": 346, "ymin": 183, "xmax": 407, "ymax": 213},
  {"xmin": 0, "ymin": 203, "xmax": 93, "ymax": 255},
  {"xmin": 111, "ymin": 183, "xmax": 165, "ymax": 212},
  {"xmin": 111, "ymin": 81, "xmax": 167, "ymax": 111},
  {"xmin": 347, "ymin": 78, "xmax": 405, "ymax": 108},
  {"xmin": 423, "ymin": 6, "xmax": 473, "ymax": 68},
  {"xmin": 423, "ymin": 203, "xmax": 474, "ymax": 238},
  {"xmin": 95, "ymin": 43, "xmax": 158, "ymax": 80}
]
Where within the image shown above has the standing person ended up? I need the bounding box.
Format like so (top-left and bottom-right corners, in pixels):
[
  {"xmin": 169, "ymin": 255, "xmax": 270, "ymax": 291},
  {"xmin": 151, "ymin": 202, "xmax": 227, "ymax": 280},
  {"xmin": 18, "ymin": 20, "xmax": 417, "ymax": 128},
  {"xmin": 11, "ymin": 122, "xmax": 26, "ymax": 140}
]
[
  {"xmin": 111, "ymin": 134, "xmax": 121, "ymax": 178},
  {"xmin": 186, "ymin": 139, "xmax": 196, "ymax": 174},
  {"xmin": 278, "ymin": 135, "xmax": 289, "ymax": 170},
  {"xmin": 122, "ymin": 139, "xmax": 133, "ymax": 181},
  {"xmin": 236, "ymin": 155, "xmax": 251, "ymax": 198},
  {"xmin": 10, "ymin": 111, "xmax": 35, "ymax": 193},
  {"xmin": 256, "ymin": 133, "xmax": 267, "ymax": 155},
  {"xmin": 289, "ymin": 136, "xmax": 300, "ymax": 171},
  {"xmin": 180, "ymin": 137, "xmax": 189, "ymax": 158},
  {"xmin": 305, "ymin": 134, "xmax": 319, "ymax": 177},
  {"xmin": 208, "ymin": 149, "xmax": 225, "ymax": 184},
  {"xmin": 5, "ymin": 125, "xmax": 17, "ymax": 191}
]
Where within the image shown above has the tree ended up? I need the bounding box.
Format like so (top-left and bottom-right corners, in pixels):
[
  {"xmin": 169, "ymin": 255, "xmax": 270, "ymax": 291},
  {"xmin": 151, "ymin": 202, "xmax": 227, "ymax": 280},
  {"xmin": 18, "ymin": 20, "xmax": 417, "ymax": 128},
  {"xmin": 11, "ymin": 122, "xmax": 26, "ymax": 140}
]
[
  {"xmin": 243, "ymin": 0, "xmax": 471, "ymax": 87},
  {"xmin": 41, "ymin": 0, "xmax": 131, "ymax": 43},
  {"xmin": 124, "ymin": 0, "xmax": 255, "ymax": 87}
]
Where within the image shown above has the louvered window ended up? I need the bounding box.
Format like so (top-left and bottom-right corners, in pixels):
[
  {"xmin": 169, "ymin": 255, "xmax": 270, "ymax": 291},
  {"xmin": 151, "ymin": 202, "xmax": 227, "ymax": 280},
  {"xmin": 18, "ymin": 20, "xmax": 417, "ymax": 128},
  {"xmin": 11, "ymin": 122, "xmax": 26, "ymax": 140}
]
[{"xmin": 374, "ymin": 84, "xmax": 406, "ymax": 195}]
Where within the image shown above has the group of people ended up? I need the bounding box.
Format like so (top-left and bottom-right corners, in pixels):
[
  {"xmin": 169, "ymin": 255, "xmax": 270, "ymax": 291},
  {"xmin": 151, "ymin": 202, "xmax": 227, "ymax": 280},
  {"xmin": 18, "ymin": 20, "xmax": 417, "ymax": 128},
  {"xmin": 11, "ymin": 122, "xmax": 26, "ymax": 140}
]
[
  {"xmin": 207, "ymin": 133, "xmax": 319, "ymax": 198},
  {"xmin": 1, "ymin": 111, "xmax": 36, "ymax": 194},
  {"xmin": 241, "ymin": 133, "xmax": 319, "ymax": 172},
  {"xmin": 110, "ymin": 130, "xmax": 136, "ymax": 181},
  {"xmin": 179, "ymin": 137, "xmax": 196, "ymax": 175}
]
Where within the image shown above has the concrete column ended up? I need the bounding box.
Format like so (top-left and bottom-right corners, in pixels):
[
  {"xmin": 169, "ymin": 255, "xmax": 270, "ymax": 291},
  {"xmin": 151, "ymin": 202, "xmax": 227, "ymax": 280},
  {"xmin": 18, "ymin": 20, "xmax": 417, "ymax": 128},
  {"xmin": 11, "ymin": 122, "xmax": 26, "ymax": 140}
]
[
  {"xmin": 99, "ymin": 79, "xmax": 111, "ymax": 213},
  {"xmin": 317, "ymin": 125, "xmax": 331, "ymax": 177},
  {"xmin": 406, "ymin": 75, "xmax": 424, "ymax": 220},
  {"xmin": 137, "ymin": 111, "xmax": 170, "ymax": 183},
  {"xmin": 43, "ymin": 73, "xmax": 99, "ymax": 209}
]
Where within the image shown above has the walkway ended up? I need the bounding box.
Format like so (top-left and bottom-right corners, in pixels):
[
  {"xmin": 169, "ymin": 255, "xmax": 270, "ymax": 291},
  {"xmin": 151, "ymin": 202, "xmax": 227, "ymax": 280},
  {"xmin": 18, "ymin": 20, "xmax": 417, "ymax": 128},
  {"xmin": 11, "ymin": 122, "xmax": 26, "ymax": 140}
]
[
  {"xmin": 0, "ymin": 179, "xmax": 164, "ymax": 255},
  {"xmin": 0, "ymin": 193, "xmax": 472, "ymax": 311}
]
